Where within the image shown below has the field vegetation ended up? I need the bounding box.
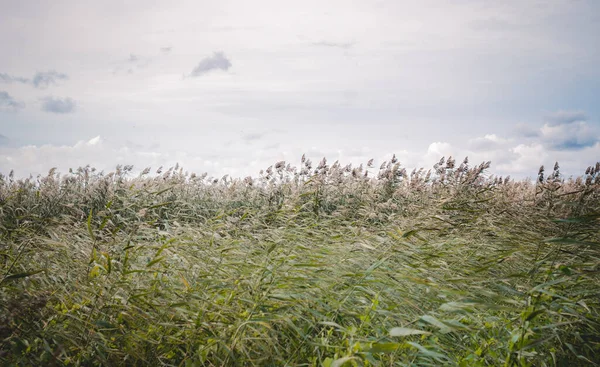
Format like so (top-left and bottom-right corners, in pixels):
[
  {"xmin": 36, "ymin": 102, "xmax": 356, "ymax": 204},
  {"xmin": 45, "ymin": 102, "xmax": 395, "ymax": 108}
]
[{"xmin": 1, "ymin": 156, "xmax": 599, "ymax": 366}]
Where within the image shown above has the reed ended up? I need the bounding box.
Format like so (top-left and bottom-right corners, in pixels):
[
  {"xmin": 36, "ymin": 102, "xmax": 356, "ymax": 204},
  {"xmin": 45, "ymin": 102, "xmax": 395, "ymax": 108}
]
[{"xmin": 1, "ymin": 157, "xmax": 599, "ymax": 366}]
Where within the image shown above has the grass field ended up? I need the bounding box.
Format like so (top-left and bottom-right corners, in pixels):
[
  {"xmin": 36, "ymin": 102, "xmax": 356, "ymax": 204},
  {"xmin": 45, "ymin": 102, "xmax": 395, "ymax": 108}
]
[{"xmin": 1, "ymin": 157, "xmax": 599, "ymax": 366}]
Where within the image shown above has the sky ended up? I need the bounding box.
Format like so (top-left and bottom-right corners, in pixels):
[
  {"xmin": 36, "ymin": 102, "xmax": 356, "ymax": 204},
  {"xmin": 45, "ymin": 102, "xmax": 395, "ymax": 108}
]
[{"xmin": 1, "ymin": 0, "xmax": 599, "ymax": 180}]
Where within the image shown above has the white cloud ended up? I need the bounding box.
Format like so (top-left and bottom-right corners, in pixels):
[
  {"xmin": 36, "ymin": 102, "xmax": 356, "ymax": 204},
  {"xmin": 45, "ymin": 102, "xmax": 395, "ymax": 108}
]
[
  {"xmin": 0, "ymin": 136, "xmax": 187, "ymax": 178},
  {"xmin": 425, "ymin": 142, "xmax": 453, "ymax": 162},
  {"xmin": 1, "ymin": 125, "xmax": 598, "ymax": 180},
  {"xmin": 500, "ymin": 143, "xmax": 548, "ymax": 176},
  {"xmin": 0, "ymin": 136, "xmax": 317, "ymax": 179},
  {"xmin": 86, "ymin": 135, "xmax": 102, "ymax": 146},
  {"xmin": 468, "ymin": 134, "xmax": 511, "ymax": 151}
]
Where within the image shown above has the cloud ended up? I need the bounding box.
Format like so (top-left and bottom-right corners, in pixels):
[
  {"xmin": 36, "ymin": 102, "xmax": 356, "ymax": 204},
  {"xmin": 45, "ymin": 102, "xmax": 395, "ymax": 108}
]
[
  {"xmin": 512, "ymin": 111, "xmax": 599, "ymax": 151},
  {"xmin": 31, "ymin": 70, "xmax": 69, "ymax": 89},
  {"xmin": 0, "ymin": 134, "xmax": 9, "ymax": 146},
  {"xmin": 242, "ymin": 132, "xmax": 263, "ymax": 142},
  {"xmin": 113, "ymin": 54, "xmax": 152, "ymax": 75},
  {"xmin": 160, "ymin": 47, "xmax": 172, "ymax": 54},
  {"xmin": 189, "ymin": 52, "xmax": 232, "ymax": 77},
  {"xmin": 426, "ymin": 141, "xmax": 453, "ymax": 159},
  {"xmin": 419, "ymin": 136, "xmax": 592, "ymax": 180},
  {"xmin": 0, "ymin": 136, "xmax": 230, "ymax": 178},
  {"xmin": 468, "ymin": 134, "xmax": 511, "ymax": 151},
  {"xmin": 0, "ymin": 136, "xmax": 113, "ymax": 178},
  {"xmin": 0, "ymin": 72, "xmax": 30, "ymax": 84},
  {"xmin": 545, "ymin": 110, "xmax": 588, "ymax": 126},
  {"xmin": 1, "ymin": 128, "xmax": 598, "ymax": 181},
  {"xmin": 0, "ymin": 135, "xmax": 373, "ymax": 180},
  {"xmin": 312, "ymin": 41, "xmax": 355, "ymax": 49},
  {"xmin": 41, "ymin": 96, "xmax": 76, "ymax": 114},
  {"xmin": 0, "ymin": 91, "xmax": 25, "ymax": 111},
  {"xmin": 539, "ymin": 121, "xmax": 598, "ymax": 150},
  {"xmin": 513, "ymin": 123, "xmax": 540, "ymax": 138},
  {"xmin": 0, "ymin": 71, "xmax": 68, "ymax": 88},
  {"xmin": 418, "ymin": 113, "xmax": 598, "ymax": 178}
]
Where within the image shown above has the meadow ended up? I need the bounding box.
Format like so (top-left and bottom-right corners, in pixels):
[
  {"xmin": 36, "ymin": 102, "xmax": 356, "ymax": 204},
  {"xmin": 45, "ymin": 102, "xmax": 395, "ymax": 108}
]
[{"xmin": 1, "ymin": 156, "xmax": 599, "ymax": 366}]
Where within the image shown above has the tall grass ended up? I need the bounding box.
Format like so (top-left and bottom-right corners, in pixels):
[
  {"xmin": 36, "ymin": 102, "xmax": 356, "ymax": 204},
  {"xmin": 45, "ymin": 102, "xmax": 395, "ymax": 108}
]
[{"xmin": 1, "ymin": 157, "xmax": 599, "ymax": 366}]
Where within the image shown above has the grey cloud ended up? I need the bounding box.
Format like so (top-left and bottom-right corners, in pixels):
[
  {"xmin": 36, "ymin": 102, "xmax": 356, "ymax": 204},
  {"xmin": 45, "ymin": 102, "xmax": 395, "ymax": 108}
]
[
  {"xmin": 0, "ymin": 72, "xmax": 30, "ymax": 84},
  {"xmin": 535, "ymin": 110, "xmax": 596, "ymax": 150},
  {"xmin": 1, "ymin": 71, "xmax": 67, "ymax": 88},
  {"xmin": 264, "ymin": 142, "xmax": 280, "ymax": 150},
  {"xmin": 189, "ymin": 52, "xmax": 231, "ymax": 77},
  {"xmin": 242, "ymin": 132, "xmax": 263, "ymax": 142},
  {"xmin": 125, "ymin": 140, "xmax": 144, "ymax": 149},
  {"xmin": 113, "ymin": 54, "xmax": 150, "ymax": 75},
  {"xmin": 41, "ymin": 96, "xmax": 76, "ymax": 114},
  {"xmin": 313, "ymin": 41, "xmax": 354, "ymax": 49},
  {"xmin": 540, "ymin": 121, "xmax": 598, "ymax": 150},
  {"xmin": 513, "ymin": 123, "xmax": 540, "ymax": 138},
  {"xmin": 512, "ymin": 111, "xmax": 598, "ymax": 151},
  {"xmin": 32, "ymin": 71, "xmax": 69, "ymax": 89},
  {"xmin": 0, "ymin": 134, "xmax": 9, "ymax": 146},
  {"xmin": 0, "ymin": 91, "xmax": 25, "ymax": 111},
  {"xmin": 545, "ymin": 110, "xmax": 587, "ymax": 126}
]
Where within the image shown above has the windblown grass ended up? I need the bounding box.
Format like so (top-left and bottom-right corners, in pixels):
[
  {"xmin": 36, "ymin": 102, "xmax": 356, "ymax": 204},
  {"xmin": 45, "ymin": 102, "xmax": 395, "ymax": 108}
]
[{"xmin": 1, "ymin": 158, "xmax": 599, "ymax": 366}]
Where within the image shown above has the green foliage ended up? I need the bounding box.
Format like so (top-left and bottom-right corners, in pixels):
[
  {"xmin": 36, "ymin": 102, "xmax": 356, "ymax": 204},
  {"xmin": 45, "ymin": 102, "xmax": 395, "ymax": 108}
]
[{"xmin": 1, "ymin": 159, "xmax": 599, "ymax": 366}]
